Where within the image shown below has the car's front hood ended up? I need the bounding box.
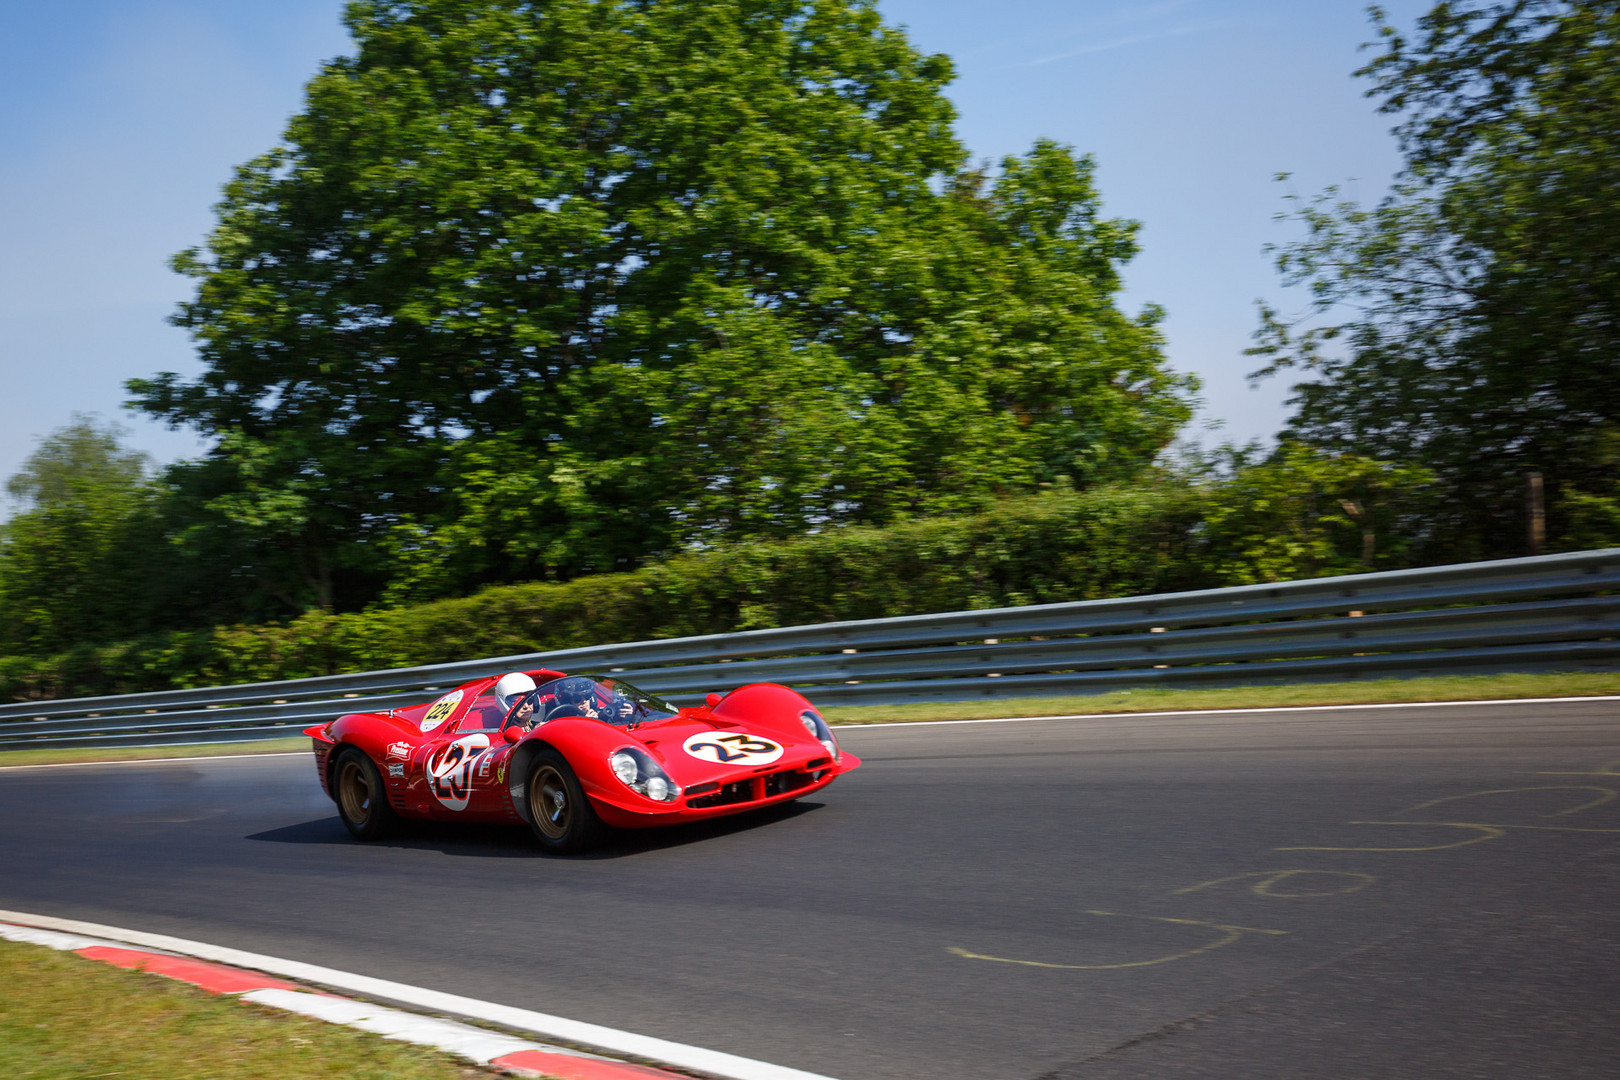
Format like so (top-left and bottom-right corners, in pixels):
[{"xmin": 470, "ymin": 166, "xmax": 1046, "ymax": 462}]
[{"xmin": 628, "ymin": 715, "xmax": 836, "ymax": 785}]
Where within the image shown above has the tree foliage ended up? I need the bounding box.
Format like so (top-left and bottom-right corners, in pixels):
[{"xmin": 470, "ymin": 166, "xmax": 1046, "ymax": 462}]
[
  {"xmin": 0, "ymin": 418, "xmax": 163, "ymax": 653},
  {"xmin": 3, "ymin": 473, "xmax": 1427, "ymax": 702},
  {"xmin": 133, "ymin": 0, "xmax": 1193, "ymax": 612},
  {"xmin": 1185, "ymin": 443, "xmax": 1435, "ymax": 584},
  {"xmin": 1250, "ymin": 0, "xmax": 1620, "ymax": 556},
  {"xmin": 0, "ymin": 418, "xmax": 305, "ymax": 653}
]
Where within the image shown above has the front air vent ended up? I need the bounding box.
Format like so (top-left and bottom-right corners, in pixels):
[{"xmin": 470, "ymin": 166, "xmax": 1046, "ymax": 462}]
[{"xmin": 688, "ymin": 780, "xmax": 755, "ymax": 809}]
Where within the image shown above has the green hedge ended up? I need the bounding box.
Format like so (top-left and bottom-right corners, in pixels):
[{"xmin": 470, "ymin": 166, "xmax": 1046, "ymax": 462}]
[{"xmin": 0, "ymin": 485, "xmax": 1213, "ymax": 701}]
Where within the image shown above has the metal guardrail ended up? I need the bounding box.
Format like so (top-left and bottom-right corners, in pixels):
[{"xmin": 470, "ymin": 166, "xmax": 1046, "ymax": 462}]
[{"xmin": 2, "ymin": 549, "xmax": 1616, "ymax": 750}]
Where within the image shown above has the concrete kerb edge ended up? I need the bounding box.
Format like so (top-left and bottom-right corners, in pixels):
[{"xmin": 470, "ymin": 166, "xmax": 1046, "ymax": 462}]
[{"xmin": 0, "ymin": 912, "xmax": 838, "ymax": 1080}]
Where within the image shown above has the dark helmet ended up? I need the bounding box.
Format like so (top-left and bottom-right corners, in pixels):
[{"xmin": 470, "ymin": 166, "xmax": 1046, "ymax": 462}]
[{"xmin": 553, "ymin": 676, "xmax": 599, "ymax": 708}]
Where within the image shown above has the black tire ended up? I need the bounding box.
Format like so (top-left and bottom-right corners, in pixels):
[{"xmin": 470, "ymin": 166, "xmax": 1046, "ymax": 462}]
[
  {"xmin": 333, "ymin": 747, "xmax": 399, "ymax": 841},
  {"xmin": 525, "ymin": 748, "xmax": 605, "ymax": 854}
]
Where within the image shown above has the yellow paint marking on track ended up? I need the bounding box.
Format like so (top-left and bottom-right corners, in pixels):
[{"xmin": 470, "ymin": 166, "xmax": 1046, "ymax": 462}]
[
  {"xmin": 1172, "ymin": 870, "xmax": 1377, "ymax": 898},
  {"xmin": 948, "ymin": 912, "xmax": 1286, "ymax": 971},
  {"xmin": 1477, "ymin": 822, "xmax": 1620, "ymax": 834},
  {"xmin": 1279, "ymin": 821, "xmax": 1507, "ymax": 852},
  {"xmin": 1400, "ymin": 786, "xmax": 1616, "ymax": 818},
  {"xmin": 1281, "ymin": 818, "xmax": 1620, "ymax": 853},
  {"xmin": 1540, "ymin": 758, "xmax": 1620, "ymax": 778}
]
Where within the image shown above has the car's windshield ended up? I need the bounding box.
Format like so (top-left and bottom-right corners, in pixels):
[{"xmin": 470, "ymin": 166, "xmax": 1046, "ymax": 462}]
[{"xmin": 504, "ymin": 675, "xmax": 678, "ymax": 730}]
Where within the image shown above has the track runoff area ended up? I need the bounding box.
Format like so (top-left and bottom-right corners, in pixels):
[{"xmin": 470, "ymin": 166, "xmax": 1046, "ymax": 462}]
[{"xmin": 2, "ymin": 694, "xmax": 1619, "ymax": 1080}]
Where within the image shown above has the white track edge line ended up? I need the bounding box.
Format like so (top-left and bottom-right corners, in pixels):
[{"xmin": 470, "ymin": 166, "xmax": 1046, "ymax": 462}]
[
  {"xmin": 0, "ymin": 910, "xmax": 837, "ymax": 1080},
  {"xmin": 4, "ymin": 695, "xmax": 1617, "ymax": 770},
  {"xmin": 0, "ymin": 752, "xmax": 310, "ymax": 771},
  {"xmin": 0, "ymin": 923, "xmax": 161, "ymax": 954}
]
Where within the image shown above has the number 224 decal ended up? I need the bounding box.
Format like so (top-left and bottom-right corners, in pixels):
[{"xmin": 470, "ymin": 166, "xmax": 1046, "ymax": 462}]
[
  {"xmin": 419, "ymin": 689, "xmax": 463, "ymax": 732},
  {"xmin": 683, "ymin": 731, "xmax": 783, "ymax": 766}
]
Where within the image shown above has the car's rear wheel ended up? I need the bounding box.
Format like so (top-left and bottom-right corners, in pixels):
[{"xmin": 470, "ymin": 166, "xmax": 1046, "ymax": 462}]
[
  {"xmin": 526, "ymin": 748, "xmax": 605, "ymax": 854},
  {"xmin": 334, "ymin": 747, "xmax": 398, "ymax": 841}
]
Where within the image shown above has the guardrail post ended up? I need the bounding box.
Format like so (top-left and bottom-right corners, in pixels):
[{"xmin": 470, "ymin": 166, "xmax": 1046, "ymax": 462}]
[{"xmin": 1526, "ymin": 472, "xmax": 1545, "ymax": 557}]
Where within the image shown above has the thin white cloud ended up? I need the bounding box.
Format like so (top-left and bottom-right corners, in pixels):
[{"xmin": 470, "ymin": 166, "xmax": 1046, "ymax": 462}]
[
  {"xmin": 1023, "ymin": 18, "xmax": 1235, "ymax": 68},
  {"xmin": 1024, "ymin": 31, "xmax": 1166, "ymax": 66},
  {"xmin": 921, "ymin": 0, "xmax": 1204, "ymax": 65}
]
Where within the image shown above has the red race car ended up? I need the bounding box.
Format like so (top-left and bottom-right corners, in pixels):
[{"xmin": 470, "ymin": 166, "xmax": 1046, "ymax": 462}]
[{"xmin": 305, "ymin": 670, "xmax": 861, "ymax": 853}]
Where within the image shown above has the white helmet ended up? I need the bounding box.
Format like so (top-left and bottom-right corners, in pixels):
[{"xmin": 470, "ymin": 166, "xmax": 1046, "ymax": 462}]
[{"xmin": 493, "ymin": 672, "xmax": 538, "ymax": 714}]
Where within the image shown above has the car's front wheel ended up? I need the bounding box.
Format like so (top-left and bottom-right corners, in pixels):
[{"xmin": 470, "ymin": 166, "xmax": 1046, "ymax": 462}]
[
  {"xmin": 333, "ymin": 747, "xmax": 398, "ymax": 841},
  {"xmin": 525, "ymin": 748, "xmax": 605, "ymax": 854}
]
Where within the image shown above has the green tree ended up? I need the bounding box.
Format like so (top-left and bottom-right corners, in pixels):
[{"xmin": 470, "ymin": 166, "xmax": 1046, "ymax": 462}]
[
  {"xmin": 135, "ymin": 0, "xmax": 1193, "ymax": 612},
  {"xmin": 6, "ymin": 418, "xmax": 148, "ymax": 509},
  {"xmin": 0, "ymin": 419, "xmax": 165, "ymax": 652},
  {"xmin": 1187, "ymin": 443, "xmax": 1435, "ymax": 585},
  {"xmin": 1250, "ymin": 0, "xmax": 1620, "ymax": 557}
]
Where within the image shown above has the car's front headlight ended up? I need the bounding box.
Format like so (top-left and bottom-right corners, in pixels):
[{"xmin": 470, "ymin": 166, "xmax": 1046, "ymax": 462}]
[
  {"xmin": 609, "ymin": 747, "xmax": 681, "ymax": 803},
  {"xmin": 800, "ymin": 709, "xmax": 840, "ymax": 762}
]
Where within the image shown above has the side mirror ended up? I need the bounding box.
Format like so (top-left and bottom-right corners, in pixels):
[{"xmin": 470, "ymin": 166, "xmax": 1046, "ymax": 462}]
[
  {"xmin": 502, "ymin": 725, "xmax": 523, "ymax": 744},
  {"xmin": 706, "ymin": 692, "xmax": 723, "ymax": 708}
]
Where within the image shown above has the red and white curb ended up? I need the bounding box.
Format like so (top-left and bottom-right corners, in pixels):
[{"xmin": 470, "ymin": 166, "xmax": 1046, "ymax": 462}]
[{"xmin": 0, "ymin": 912, "xmax": 836, "ymax": 1080}]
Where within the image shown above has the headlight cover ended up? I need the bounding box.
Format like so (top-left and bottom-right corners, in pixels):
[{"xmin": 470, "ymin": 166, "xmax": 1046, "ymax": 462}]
[
  {"xmin": 800, "ymin": 709, "xmax": 840, "ymax": 762},
  {"xmin": 608, "ymin": 747, "xmax": 681, "ymax": 803}
]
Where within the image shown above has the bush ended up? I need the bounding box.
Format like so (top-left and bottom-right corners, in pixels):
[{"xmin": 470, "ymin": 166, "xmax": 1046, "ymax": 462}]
[{"xmin": 0, "ymin": 485, "xmax": 1209, "ymax": 700}]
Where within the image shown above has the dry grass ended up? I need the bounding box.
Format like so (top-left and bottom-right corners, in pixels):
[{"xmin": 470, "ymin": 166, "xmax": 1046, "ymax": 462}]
[
  {"xmin": 817, "ymin": 671, "xmax": 1620, "ymax": 726},
  {"xmin": 0, "ymin": 938, "xmax": 487, "ymax": 1080}
]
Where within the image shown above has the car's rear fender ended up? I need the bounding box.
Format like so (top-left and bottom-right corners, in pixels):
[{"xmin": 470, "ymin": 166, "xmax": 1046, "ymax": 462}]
[{"xmin": 313, "ymin": 712, "xmax": 423, "ymax": 808}]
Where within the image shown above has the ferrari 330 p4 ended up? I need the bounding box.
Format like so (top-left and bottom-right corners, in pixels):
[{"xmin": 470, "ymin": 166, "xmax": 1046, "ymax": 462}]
[{"xmin": 305, "ymin": 671, "xmax": 860, "ymax": 853}]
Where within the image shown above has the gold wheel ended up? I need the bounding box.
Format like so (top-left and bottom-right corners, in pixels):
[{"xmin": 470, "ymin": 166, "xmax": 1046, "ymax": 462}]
[
  {"xmin": 529, "ymin": 762, "xmax": 572, "ymax": 840},
  {"xmin": 522, "ymin": 749, "xmax": 604, "ymax": 853},
  {"xmin": 337, "ymin": 757, "xmax": 376, "ymax": 828},
  {"xmin": 333, "ymin": 748, "xmax": 397, "ymax": 840}
]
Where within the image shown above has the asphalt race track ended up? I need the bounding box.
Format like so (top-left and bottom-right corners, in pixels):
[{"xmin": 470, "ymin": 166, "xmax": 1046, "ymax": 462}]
[{"xmin": 3, "ymin": 699, "xmax": 1619, "ymax": 1079}]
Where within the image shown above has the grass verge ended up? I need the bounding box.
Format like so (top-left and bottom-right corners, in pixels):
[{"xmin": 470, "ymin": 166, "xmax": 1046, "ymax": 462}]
[
  {"xmin": 0, "ymin": 737, "xmax": 310, "ymax": 769},
  {"xmin": 815, "ymin": 670, "xmax": 1620, "ymax": 726},
  {"xmin": 3, "ymin": 671, "xmax": 1616, "ymax": 768},
  {"xmin": 0, "ymin": 937, "xmax": 485, "ymax": 1080}
]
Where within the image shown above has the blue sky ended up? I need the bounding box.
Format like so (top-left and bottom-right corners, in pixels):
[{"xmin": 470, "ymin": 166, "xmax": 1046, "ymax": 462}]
[{"xmin": 0, "ymin": 0, "xmax": 1432, "ymax": 500}]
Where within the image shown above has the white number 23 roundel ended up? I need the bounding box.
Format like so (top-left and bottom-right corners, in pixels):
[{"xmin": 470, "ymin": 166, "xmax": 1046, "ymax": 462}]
[{"xmin": 683, "ymin": 731, "xmax": 783, "ymax": 766}]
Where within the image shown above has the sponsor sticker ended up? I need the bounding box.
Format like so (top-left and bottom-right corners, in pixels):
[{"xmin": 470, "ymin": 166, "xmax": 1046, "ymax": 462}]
[
  {"xmin": 386, "ymin": 741, "xmax": 412, "ymax": 760},
  {"xmin": 683, "ymin": 730, "xmax": 784, "ymax": 766},
  {"xmin": 387, "ymin": 763, "xmax": 405, "ymax": 778},
  {"xmin": 419, "ymin": 690, "xmax": 464, "ymax": 732},
  {"xmin": 425, "ymin": 733, "xmax": 491, "ymax": 811}
]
